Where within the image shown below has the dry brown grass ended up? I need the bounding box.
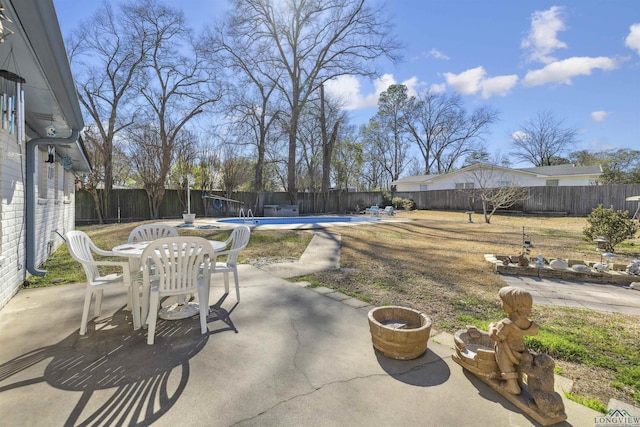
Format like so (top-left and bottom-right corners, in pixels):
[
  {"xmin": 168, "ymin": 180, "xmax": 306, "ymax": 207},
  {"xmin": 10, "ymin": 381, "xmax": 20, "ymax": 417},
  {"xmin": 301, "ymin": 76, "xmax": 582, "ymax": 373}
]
[{"xmin": 303, "ymin": 210, "xmax": 640, "ymax": 408}]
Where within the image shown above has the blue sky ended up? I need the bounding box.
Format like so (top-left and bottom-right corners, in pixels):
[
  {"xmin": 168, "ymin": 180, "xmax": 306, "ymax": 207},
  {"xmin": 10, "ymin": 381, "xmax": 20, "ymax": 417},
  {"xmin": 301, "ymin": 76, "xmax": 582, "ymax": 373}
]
[{"xmin": 54, "ymin": 1, "xmax": 639, "ymax": 166}]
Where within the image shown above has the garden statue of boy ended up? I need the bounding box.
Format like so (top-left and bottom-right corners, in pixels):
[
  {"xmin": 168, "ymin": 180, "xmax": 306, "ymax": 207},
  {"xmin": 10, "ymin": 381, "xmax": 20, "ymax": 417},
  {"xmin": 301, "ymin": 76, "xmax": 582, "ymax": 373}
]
[{"xmin": 488, "ymin": 286, "xmax": 539, "ymax": 394}]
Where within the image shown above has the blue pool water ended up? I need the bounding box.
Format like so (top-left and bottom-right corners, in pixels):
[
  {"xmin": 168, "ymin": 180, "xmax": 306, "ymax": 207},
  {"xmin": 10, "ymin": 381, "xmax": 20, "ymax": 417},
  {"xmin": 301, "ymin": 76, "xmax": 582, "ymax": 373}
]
[{"xmin": 217, "ymin": 216, "xmax": 380, "ymax": 225}]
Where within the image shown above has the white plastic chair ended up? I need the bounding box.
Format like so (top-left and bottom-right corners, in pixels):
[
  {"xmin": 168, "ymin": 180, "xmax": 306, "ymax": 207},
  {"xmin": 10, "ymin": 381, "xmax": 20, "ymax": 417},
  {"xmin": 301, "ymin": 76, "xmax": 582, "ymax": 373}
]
[
  {"xmin": 128, "ymin": 224, "xmax": 178, "ymax": 243},
  {"xmin": 141, "ymin": 236, "xmax": 215, "ymax": 345},
  {"xmin": 207, "ymin": 225, "xmax": 251, "ymax": 304},
  {"xmin": 382, "ymin": 206, "xmax": 394, "ymax": 216},
  {"xmin": 66, "ymin": 230, "xmax": 140, "ymax": 335},
  {"xmin": 365, "ymin": 206, "xmax": 380, "ymax": 216}
]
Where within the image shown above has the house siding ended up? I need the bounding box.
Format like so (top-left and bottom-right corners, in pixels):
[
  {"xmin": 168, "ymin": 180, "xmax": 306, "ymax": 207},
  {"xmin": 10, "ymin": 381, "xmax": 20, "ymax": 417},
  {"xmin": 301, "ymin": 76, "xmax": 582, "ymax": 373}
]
[
  {"xmin": 0, "ymin": 136, "xmax": 76, "ymax": 310},
  {"xmin": 394, "ymin": 165, "xmax": 600, "ymax": 192}
]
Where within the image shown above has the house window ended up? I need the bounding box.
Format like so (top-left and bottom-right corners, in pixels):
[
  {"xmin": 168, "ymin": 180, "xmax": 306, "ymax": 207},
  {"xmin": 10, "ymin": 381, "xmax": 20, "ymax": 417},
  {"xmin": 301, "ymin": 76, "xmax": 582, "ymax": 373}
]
[
  {"xmin": 546, "ymin": 179, "xmax": 559, "ymax": 187},
  {"xmin": 455, "ymin": 182, "xmax": 474, "ymax": 189},
  {"xmin": 419, "ymin": 185, "xmax": 428, "ymax": 191}
]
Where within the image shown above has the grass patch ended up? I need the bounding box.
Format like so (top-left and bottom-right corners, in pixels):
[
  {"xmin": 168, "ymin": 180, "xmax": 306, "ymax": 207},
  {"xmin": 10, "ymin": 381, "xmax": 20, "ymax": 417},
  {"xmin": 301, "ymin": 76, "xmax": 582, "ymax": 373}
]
[
  {"xmin": 23, "ymin": 245, "xmax": 86, "ymax": 288},
  {"xmin": 563, "ymin": 392, "xmax": 607, "ymax": 413},
  {"xmin": 525, "ymin": 331, "xmax": 587, "ymax": 362},
  {"xmin": 23, "ymin": 224, "xmax": 312, "ymax": 288}
]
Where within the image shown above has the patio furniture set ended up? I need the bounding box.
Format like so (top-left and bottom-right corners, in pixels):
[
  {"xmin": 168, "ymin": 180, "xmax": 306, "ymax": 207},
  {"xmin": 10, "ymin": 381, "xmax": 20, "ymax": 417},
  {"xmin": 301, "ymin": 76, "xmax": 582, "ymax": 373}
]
[{"xmin": 66, "ymin": 224, "xmax": 251, "ymax": 345}]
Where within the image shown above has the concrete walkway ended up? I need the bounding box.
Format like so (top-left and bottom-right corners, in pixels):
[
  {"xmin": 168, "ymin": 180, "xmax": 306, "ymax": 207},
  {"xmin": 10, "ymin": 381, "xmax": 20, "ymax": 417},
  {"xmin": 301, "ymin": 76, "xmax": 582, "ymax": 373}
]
[
  {"xmin": 500, "ymin": 275, "xmax": 640, "ymax": 317},
  {"xmin": 260, "ymin": 230, "xmax": 341, "ymax": 278},
  {"xmin": 0, "ymin": 266, "xmax": 603, "ymax": 426}
]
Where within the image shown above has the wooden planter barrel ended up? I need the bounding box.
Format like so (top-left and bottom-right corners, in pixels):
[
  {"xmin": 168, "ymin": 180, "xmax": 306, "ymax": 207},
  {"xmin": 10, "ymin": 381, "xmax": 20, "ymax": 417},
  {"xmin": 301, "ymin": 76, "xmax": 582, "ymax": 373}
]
[{"xmin": 368, "ymin": 306, "xmax": 432, "ymax": 360}]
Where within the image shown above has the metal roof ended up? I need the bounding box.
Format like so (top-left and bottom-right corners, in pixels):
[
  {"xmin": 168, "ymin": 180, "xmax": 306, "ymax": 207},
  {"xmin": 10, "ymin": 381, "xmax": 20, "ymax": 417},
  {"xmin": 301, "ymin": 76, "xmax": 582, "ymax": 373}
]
[{"xmin": 517, "ymin": 164, "xmax": 603, "ymax": 176}]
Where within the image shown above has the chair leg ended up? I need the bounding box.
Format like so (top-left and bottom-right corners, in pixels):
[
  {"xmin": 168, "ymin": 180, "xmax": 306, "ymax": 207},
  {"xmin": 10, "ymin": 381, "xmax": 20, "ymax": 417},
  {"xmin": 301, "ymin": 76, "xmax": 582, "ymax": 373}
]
[
  {"xmin": 147, "ymin": 292, "xmax": 160, "ymax": 345},
  {"xmin": 223, "ymin": 272, "xmax": 230, "ymax": 294},
  {"xmin": 233, "ymin": 268, "xmax": 240, "ymax": 303},
  {"xmin": 94, "ymin": 289, "xmax": 104, "ymax": 316},
  {"xmin": 130, "ymin": 283, "xmax": 141, "ymax": 330},
  {"xmin": 80, "ymin": 287, "xmax": 93, "ymax": 335},
  {"xmin": 197, "ymin": 286, "xmax": 209, "ymax": 334}
]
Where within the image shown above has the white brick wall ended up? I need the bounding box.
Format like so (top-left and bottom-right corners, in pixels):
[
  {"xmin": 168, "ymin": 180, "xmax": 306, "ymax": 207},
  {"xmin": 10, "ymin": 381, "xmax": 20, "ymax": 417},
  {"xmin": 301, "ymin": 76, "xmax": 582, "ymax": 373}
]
[{"xmin": 0, "ymin": 134, "xmax": 77, "ymax": 310}]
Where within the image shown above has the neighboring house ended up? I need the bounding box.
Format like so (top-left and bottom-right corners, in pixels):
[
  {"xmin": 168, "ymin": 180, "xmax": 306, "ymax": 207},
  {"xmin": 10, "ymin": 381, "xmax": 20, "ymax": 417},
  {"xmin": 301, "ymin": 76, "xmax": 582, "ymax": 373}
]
[
  {"xmin": 0, "ymin": 0, "xmax": 90, "ymax": 310},
  {"xmin": 392, "ymin": 163, "xmax": 603, "ymax": 192}
]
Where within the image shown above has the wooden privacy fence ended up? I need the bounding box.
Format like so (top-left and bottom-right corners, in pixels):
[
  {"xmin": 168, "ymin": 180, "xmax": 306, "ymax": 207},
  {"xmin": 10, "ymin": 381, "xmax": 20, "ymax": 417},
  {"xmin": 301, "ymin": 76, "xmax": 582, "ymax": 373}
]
[
  {"xmin": 75, "ymin": 190, "xmax": 390, "ymax": 223},
  {"xmin": 403, "ymin": 184, "xmax": 640, "ymax": 215},
  {"xmin": 75, "ymin": 184, "xmax": 640, "ymax": 223}
]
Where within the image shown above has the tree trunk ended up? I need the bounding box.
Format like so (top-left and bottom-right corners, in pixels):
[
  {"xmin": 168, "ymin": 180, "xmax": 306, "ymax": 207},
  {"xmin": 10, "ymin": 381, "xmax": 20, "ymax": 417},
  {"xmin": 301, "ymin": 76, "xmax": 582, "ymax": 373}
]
[{"xmin": 287, "ymin": 110, "xmax": 299, "ymax": 205}]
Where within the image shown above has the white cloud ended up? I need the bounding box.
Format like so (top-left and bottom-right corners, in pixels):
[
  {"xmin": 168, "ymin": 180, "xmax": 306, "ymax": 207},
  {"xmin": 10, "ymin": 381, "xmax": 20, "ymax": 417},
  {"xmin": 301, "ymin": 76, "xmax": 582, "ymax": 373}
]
[
  {"xmin": 591, "ymin": 111, "xmax": 611, "ymax": 122},
  {"xmin": 625, "ymin": 23, "xmax": 640, "ymax": 55},
  {"xmin": 429, "ymin": 83, "xmax": 447, "ymax": 94},
  {"xmin": 428, "ymin": 48, "xmax": 450, "ymax": 60},
  {"xmin": 511, "ymin": 130, "xmax": 528, "ymax": 141},
  {"xmin": 324, "ymin": 75, "xmax": 366, "ymax": 110},
  {"xmin": 523, "ymin": 56, "xmax": 619, "ymax": 86},
  {"xmin": 521, "ymin": 6, "xmax": 568, "ymax": 64},
  {"xmin": 401, "ymin": 76, "xmax": 422, "ymax": 97},
  {"xmin": 443, "ymin": 67, "xmax": 485, "ymax": 95},
  {"xmin": 324, "ymin": 74, "xmax": 423, "ymax": 110},
  {"xmin": 481, "ymin": 75, "xmax": 519, "ymax": 99},
  {"xmin": 443, "ymin": 66, "xmax": 518, "ymax": 98}
]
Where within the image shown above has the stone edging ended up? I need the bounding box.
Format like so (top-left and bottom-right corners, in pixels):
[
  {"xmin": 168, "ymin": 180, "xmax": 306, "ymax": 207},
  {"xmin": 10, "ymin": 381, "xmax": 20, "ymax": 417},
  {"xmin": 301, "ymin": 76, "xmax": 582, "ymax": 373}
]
[{"xmin": 485, "ymin": 254, "xmax": 639, "ymax": 286}]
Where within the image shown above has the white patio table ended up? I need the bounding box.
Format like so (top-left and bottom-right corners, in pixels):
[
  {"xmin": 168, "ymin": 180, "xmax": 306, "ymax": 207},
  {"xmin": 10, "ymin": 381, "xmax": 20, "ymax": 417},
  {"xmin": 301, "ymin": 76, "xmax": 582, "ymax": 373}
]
[{"xmin": 112, "ymin": 240, "xmax": 227, "ymax": 321}]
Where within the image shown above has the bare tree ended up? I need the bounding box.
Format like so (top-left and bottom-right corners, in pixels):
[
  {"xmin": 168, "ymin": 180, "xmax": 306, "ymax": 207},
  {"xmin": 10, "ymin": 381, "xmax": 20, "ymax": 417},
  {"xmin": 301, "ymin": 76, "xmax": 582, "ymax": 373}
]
[
  {"xmin": 510, "ymin": 111, "xmax": 579, "ymax": 167},
  {"xmin": 319, "ymin": 84, "xmax": 343, "ymax": 194},
  {"xmin": 126, "ymin": 125, "xmax": 200, "ymax": 217},
  {"xmin": 126, "ymin": 124, "xmax": 164, "ymax": 216},
  {"xmin": 374, "ymin": 84, "xmax": 415, "ymax": 184},
  {"xmin": 360, "ymin": 120, "xmax": 394, "ymax": 190},
  {"xmin": 463, "ymin": 165, "xmax": 529, "ymax": 224},
  {"xmin": 297, "ymin": 105, "xmax": 323, "ymax": 192},
  {"xmin": 131, "ymin": 0, "xmax": 222, "ymax": 217},
  {"xmin": 168, "ymin": 129, "xmax": 200, "ymax": 212},
  {"xmin": 406, "ymin": 90, "xmax": 498, "ymax": 175},
  {"xmin": 225, "ymin": 0, "xmax": 400, "ymax": 203},
  {"xmin": 204, "ymin": 22, "xmax": 283, "ymax": 193},
  {"xmin": 331, "ymin": 129, "xmax": 363, "ymax": 191},
  {"xmin": 67, "ymin": 2, "xmax": 151, "ymax": 222}
]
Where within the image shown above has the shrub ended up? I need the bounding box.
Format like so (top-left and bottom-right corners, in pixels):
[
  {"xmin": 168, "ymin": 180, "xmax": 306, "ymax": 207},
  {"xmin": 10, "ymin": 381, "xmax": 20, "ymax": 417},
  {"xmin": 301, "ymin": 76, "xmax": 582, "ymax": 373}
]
[
  {"xmin": 583, "ymin": 204, "xmax": 639, "ymax": 252},
  {"xmin": 391, "ymin": 196, "xmax": 415, "ymax": 210}
]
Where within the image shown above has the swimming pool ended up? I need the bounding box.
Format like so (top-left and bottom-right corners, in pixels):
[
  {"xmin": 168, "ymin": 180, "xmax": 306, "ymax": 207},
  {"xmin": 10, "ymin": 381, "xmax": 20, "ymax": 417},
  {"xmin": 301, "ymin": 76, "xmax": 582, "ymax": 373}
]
[{"xmin": 217, "ymin": 215, "xmax": 380, "ymax": 225}]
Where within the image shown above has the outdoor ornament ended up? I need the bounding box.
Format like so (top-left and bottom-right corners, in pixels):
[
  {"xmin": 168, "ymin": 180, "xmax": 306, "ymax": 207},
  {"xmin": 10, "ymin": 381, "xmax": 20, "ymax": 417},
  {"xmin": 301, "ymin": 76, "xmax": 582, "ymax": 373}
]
[
  {"xmin": 60, "ymin": 155, "xmax": 73, "ymax": 170},
  {"xmin": 44, "ymin": 145, "xmax": 54, "ymax": 163},
  {"xmin": 626, "ymin": 260, "xmax": 640, "ymax": 276},
  {"xmin": 521, "ymin": 226, "xmax": 534, "ymax": 256},
  {"xmin": 452, "ymin": 286, "xmax": 567, "ymax": 425}
]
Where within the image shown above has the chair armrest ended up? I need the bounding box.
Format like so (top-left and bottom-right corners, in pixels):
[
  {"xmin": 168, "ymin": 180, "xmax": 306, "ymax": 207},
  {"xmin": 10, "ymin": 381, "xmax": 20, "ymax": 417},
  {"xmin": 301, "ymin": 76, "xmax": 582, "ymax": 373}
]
[
  {"xmin": 85, "ymin": 260, "xmax": 131, "ymax": 282},
  {"xmin": 90, "ymin": 243, "xmax": 117, "ymax": 258}
]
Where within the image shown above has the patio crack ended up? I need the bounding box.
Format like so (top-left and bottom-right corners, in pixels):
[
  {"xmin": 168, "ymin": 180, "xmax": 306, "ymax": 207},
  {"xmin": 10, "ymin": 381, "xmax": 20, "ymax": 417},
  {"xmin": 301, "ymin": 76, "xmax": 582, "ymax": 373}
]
[{"xmin": 231, "ymin": 359, "xmax": 443, "ymax": 426}]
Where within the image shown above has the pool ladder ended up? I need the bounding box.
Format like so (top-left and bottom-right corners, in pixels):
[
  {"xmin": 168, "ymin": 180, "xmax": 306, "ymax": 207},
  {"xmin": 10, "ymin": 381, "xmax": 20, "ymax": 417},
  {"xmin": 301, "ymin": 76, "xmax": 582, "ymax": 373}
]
[{"xmin": 239, "ymin": 208, "xmax": 254, "ymax": 223}]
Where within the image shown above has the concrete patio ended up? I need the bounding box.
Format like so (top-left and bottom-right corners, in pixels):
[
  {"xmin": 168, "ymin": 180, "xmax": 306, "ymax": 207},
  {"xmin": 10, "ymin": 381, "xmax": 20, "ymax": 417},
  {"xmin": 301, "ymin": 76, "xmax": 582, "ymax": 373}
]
[{"xmin": 0, "ymin": 264, "xmax": 604, "ymax": 426}]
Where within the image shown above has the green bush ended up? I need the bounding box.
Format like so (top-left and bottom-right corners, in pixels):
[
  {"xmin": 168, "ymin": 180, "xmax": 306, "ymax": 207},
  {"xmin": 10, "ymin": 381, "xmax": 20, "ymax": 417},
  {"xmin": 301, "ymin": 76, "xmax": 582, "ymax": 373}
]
[
  {"xmin": 583, "ymin": 204, "xmax": 639, "ymax": 252},
  {"xmin": 391, "ymin": 196, "xmax": 415, "ymax": 210}
]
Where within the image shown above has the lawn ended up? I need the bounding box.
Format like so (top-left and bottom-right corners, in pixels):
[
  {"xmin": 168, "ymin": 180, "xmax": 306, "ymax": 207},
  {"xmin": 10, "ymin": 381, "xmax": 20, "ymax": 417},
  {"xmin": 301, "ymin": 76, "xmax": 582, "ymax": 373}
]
[{"xmin": 24, "ymin": 211, "xmax": 640, "ymax": 410}]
